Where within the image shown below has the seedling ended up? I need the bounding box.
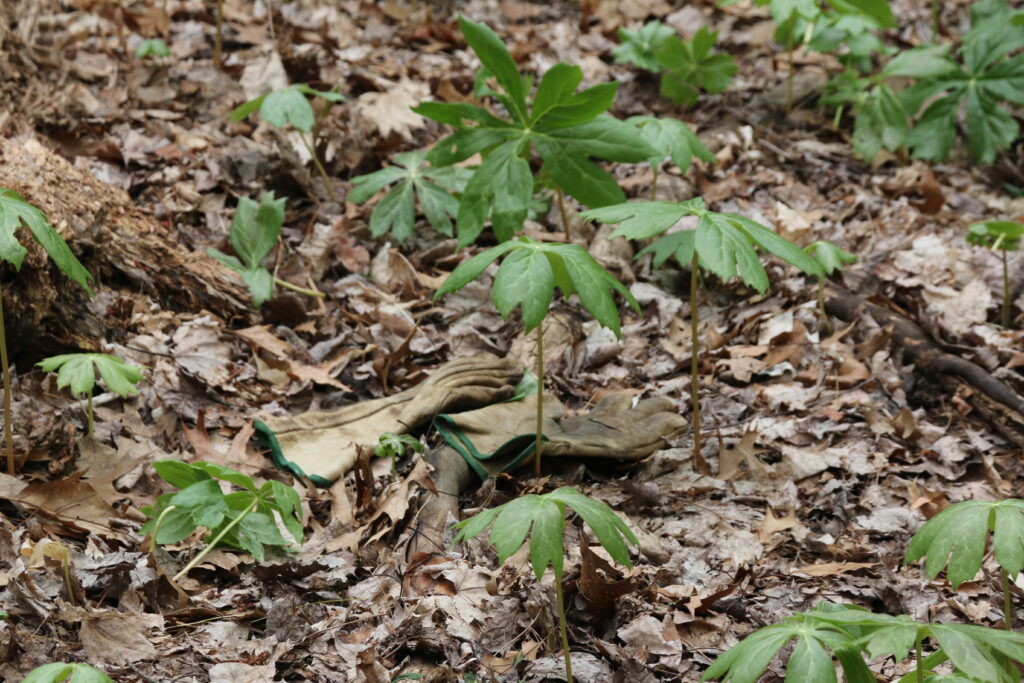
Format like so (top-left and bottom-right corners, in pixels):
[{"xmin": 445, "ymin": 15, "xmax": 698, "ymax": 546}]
[
  {"xmin": 613, "ymin": 20, "xmax": 675, "ymax": 72},
  {"xmin": 804, "ymin": 240, "xmax": 856, "ymax": 332},
  {"xmin": 966, "ymin": 221, "xmax": 1022, "ymax": 328},
  {"xmin": 581, "ymin": 198, "xmax": 821, "ymax": 471},
  {"xmin": 414, "ymin": 17, "xmax": 653, "ymax": 246},
  {"xmin": 230, "ymin": 84, "xmax": 346, "ymax": 200},
  {"xmin": 0, "ymin": 189, "xmax": 94, "ymax": 475},
  {"xmin": 23, "ymin": 662, "xmax": 113, "ymax": 683},
  {"xmin": 37, "ymin": 353, "xmax": 144, "ymax": 438},
  {"xmin": 434, "ymin": 237, "xmax": 640, "ymax": 475},
  {"xmin": 455, "ymin": 486, "xmax": 638, "ymax": 683},
  {"xmin": 207, "ymin": 191, "xmax": 324, "ymax": 307},
  {"xmin": 627, "ymin": 116, "xmax": 714, "ymax": 200},
  {"xmin": 135, "ymin": 38, "xmax": 170, "ymax": 59},
  {"xmin": 374, "ymin": 432, "xmax": 424, "ymax": 479},
  {"xmin": 653, "ymin": 28, "xmax": 737, "ymax": 107},
  {"xmin": 141, "ymin": 460, "xmax": 303, "ymax": 578},
  {"xmin": 349, "ymin": 149, "xmax": 474, "ymax": 242}
]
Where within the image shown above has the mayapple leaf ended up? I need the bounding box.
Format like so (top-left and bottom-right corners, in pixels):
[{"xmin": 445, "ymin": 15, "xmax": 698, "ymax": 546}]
[
  {"xmin": 581, "ymin": 198, "xmax": 705, "ymax": 240},
  {"xmin": 904, "ymin": 499, "xmax": 1024, "ymax": 588},
  {"xmin": 374, "ymin": 432, "xmax": 424, "ymax": 459},
  {"xmin": 613, "ymin": 21, "xmax": 676, "ymax": 73},
  {"xmin": 627, "ymin": 115, "xmax": 715, "ymax": 171},
  {"xmin": 967, "ymin": 220, "xmax": 1024, "ymax": 251},
  {"xmin": 0, "ymin": 188, "xmax": 94, "ymax": 296},
  {"xmin": 492, "ymin": 248, "xmax": 555, "ymax": 331},
  {"xmin": 37, "ymin": 353, "xmax": 144, "ymax": 399},
  {"xmin": 230, "ymin": 84, "xmax": 344, "ymax": 134},
  {"xmin": 654, "ymin": 28, "xmax": 737, "ymax": 107},
  {"xmin": 458, "ymin": 16, "xmax": 528, "ymax": 123},
  {"xmin": 700, "ymin": 621, "xmax": 805, "ymax": 682},
  {"xmin": 22, "ymin": 662, "xmax": 113, "ymax": 683},
  {"xmin": 231, "ymin": 192, "xmax": 285, "ymax": 270},
  {"xmin": 153, "ymin": 460, "xmax": 211, "ymax": 490},
  {"xmin": 805, "ymin": 241, "xmax": 857, "ymax": 276},
  {"xmin": 135, "ymin": 38, "xmax": 170, "ymax": 59}
]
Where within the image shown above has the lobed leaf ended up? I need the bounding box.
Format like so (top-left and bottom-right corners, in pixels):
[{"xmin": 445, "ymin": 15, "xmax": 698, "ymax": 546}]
[{"xmin": 904, "ymin": 500, "xmax": 994, "ymax": 588}]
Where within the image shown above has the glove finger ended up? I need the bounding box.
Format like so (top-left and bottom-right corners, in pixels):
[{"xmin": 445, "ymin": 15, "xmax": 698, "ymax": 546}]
[
  {"xmin": 588, "ymin": 393, "xmax": 634, "ymax": 417},
  {"xmin": 630, "ymin": 397, "xmax": 679, "ymax": 419},
  {"xmin": 423, "ymin": 354, "xmax": 514, "ymax": 385}
]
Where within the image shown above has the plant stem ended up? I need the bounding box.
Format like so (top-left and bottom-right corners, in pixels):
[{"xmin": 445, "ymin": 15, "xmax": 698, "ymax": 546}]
[
  {"xmin": 915, "ymin": 631, "xmax": 924, "ymax": 683},
  {"xmin": 1003, "ymin": 248, "xmax": 1011, "ymax": 328},
  {"xmin": 213, "ymin": 0, "xmax": 224, "ymax": 69},
  {"xmin": 86, "ymin": 393, "xmax": 94, "ymax": 438},
  {"xmin": 650, "ymin": 165, "xmax": 659, "ymax": 201},
  {"xmin": 173, "ymin": 498, "xmax": 258, "ymax": 582},
  {"xmin": 149, "ymin": 505, "xmax": 178, "ymax": 552},
  {"xmin": 555, "ymin": 575, "xmax": 573, "ymax": 683},
  {"xmin": 689, "ymin": 253, "xmax": 707, "ymax": 475},
  {"xmin": 61, "ymin": 548, "xmax": 75, "ymax": 605},
  {"xmin": 299, "ymin": 131, "xmax": 335, "ymax": 201},
  {"xmin": 534, "ymin": 322, "xmax": 544, "ymax": 477},
  {"xmin": 273, "ymin": 277, "xmax": 325, "ymax": 299},
  {"xmin": 0, "ymin": 291, "xmax": 14, "ymax": 475},
  {"xmin": 931, "ymin": 0, "xmax": 940, "ymax": 41},
  {"xmin": 556, "ymin": 186, "xmax": 571, "ymax": 242},
  {"xmin": 817, "ymin": 277, "xmax": 831, "ymax": 335},
  {"xmin": 786, "ymin": 49, "xmax": 795, "ymax": 113},
  {"xmin": 1003, "ymin": 568, "xmax": 1014, "ymax": 631}
]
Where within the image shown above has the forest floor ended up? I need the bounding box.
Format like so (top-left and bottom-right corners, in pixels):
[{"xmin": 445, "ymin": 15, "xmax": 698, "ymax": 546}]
[{"xmin": 1, "ymin": 0, "xmax": 1023, "ymax": 681}]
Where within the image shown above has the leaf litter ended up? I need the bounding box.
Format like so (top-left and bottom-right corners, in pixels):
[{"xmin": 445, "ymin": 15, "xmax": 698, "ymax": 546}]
[{"xmin": 0, "ymin": 0, "xmax": 1023, "ymax": 680}]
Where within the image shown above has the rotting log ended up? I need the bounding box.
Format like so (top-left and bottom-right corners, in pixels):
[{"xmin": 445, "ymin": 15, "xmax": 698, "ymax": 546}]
[{"xmin": 0, "ymin": 135, "xmax": 252, "ymax": 362}]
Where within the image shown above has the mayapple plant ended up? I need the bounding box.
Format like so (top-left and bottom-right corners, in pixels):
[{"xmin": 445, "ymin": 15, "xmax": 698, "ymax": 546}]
[
  {"xmin": 455, "ymin": 486, "xmax": 638, "ymax": 683},
  {"xmin": 230, "ymin": 84, "xmax": 345, "ymax": 200},
  {"xmin": 0, "ymin": 189, "xmax": 94, "ymax": 475},
  {"xmin": 434, "ymin": 236, "xmax": 639, "ymax": 475},
  {"xmin": 627, "ymin": 116, "xmax": 714, "ymax": 201},
  {"xmin": 207, "ymin": 191, "xmax": 324, "ymax": 307},
  {"xmin": 135, "ymin": 38, "xmax": 170, "ymax": 60},
  {"xmin": 966, "ymin": 220, "xmax": 1022, "ymax": 328},
  {"xmin": 414, "ymin": 16, "xmax": 654, "ymax": 246},
  {"xmin": 374, "ymin": 432, "xmax": 423, "ymax": 480},
  {"xmin": 141, "ymin": 460, "xmax": 304, "ymax": 579},
  {"xmin": 23, "ymin": 662, "xmax": 113, "ymax": 683},
  {"xmin": 804, "ymin": 239, "xmax": 856, "ymax": 332},
  {"xmin": 37, "ymin": 353, "xmax": 145, "ymax": 438},
  {"xmin": 581, "ymin": 198, "xmax": 821, "ymax": 471},
  {"xmin": 349, "ymin": 149, "xmax": 474, "ymax": 242}
]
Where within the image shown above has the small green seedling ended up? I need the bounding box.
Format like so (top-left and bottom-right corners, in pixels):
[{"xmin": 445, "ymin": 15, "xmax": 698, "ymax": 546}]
[
  {"xmin": 613, "ymin": 20, "xmax": 675, "ymax": 72},
  {"xmin": 627, "ymin": 116, "xmax": 714, "ymax": 200},
  {"xmin": 966, "ymin": 220, "xmax": 1023, "ymax": 328},
  {"xmin": 455, "ymin": 486, "xmax": 638, "ymax": 683},
  {"xmin": 207, "ymin": 191, "xmax": 323, "ymax": 307},
  {"xmin": 0, "ymin": 189, "xmax": 94, "ymax": 475},
  {"xmin": 414, "ymin": 16, "xmax": 653, "ymax": 245},
  {"xmin": 374, "ymin": 432, "xmax": 424, "ymax": 479},
  {"xmin": 230, "ymin": 84, "xmax": 346, "ymax": 200},
  {"xmin": 37, "ymin": 353, "xmax": 144, "ymax": 438},
  {"xmin": 654, "ymin": 28, "xmax": 737, "ymax": 107},
  {"xmin": 905, "ymin": 499, "xmax": 1024, "ymax": 632},
  {"xmin": 349, "ymin": 149, "xmax": 474, "ymax": 242},
  {"xmin": 805, "ymin": 240, "xmax": 857, "ymax": 332},
  {"xmin": 434, "ymin": 237, "xmax": 640, "ymax": 475},
  {"xmin": 141, "ymin": 460, "xmax": 303, "ymax": 578},
  {"xmin": 135, "ymin": 38, "xmax": 170, "ymax": 59},
  {"xmin": 23, "ymin": 662, "xmax": 113, "ymax": 683},
  {"xmin": 581, "ymin": 198, "xmax": 821, "ymax": 471}
]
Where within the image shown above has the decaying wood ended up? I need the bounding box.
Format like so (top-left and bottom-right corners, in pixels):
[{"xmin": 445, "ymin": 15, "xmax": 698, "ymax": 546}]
[
  {"xmin": 409, "ymin": 446, "xmax": 472, "ymax": 561},
  {"xmin": 826, "ymin": 286, "xmax": 1024, "ymax": 442},
  {"xmin": 0, "ymin": 135, "xmax": 252, "ymax": 359}
]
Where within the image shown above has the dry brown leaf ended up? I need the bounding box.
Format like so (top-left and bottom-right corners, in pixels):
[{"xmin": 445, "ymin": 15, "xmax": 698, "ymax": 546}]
[
  {"xmin": 355, "ymin": 81, "xmax": 427, "ymax": 140},
  {"xmin": 758, "ymin": 508, "xmax": 802, "ymax": 543},
  {"xmin": 794, "ymin": 561, "xmax": 879, "ymax": 577}
]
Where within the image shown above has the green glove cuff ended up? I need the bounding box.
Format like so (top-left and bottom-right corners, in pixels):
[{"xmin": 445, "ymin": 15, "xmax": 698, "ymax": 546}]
[
  {"xmin": 253, "ymin": 418, "xmax": 334, "ymax": 488},
  {"xmin": 434, "ymin": 414, "xmax": 546, "ymax": 480}
]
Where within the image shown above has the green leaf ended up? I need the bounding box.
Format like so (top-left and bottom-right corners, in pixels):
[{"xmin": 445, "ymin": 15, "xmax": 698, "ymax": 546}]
[
  {"xmin": 638, "ymin": 229, "xmax": 696, "ymax": 269},
  {"xmin": 702, "ymin": 622, "xmax": 803, "ymax": 682},
  {"xmin": 967, "ymin": 221, "xmax": 1024, "ymax": 251},
  {"xmin": 259, "ymin": 86, "xmax": 315, "ymax": 133},
  {"xmin": 135, "ymin": 38, "xmax": 170, "ymax": 59},
  {"xmin": 457, "ymin": 140, "xmax": 532, "ymax": 247},
  {"xmin": 804, "ymin": 241, "xmax": 857, "ymax": 276},
  {"xmin": 154, "ymin": 507, "xmax": 199, "ymax": 544},
  {"xmin": 434, "ymin": 240, "xmax": 520, "ymax": 300},
  {"xmin": 929, "ymin": 624, "xmax": 1008, "ymax": 683},
  {"xmin": 458, "ymin": 17, "xmax": 528, "ymax": 123},
  {"xmin": 785, "ymin": 634, "xmax": 837, "ymax": 683},
  {"xmin": 153, "ymin": 460, "xmax": 211, "ymax": 490},
  {"xmin": 37, "ymin": 353, "xmax": 144, "ymax": 399},
  {"xmin": 492, "ymin": 248, "xmax": 554, "ymax": 332},
  {"xmin": 966, "ymin": 86, "xmax": 1019, "ymax": 164},
  {"xmin": 697, "ymin": 213, "xmax": 768, "ymax": 292},
  {"xmin": 262, "ymin": 479, "xmax": 305, "ymax": 543},
  {"xmin": 0, "ymin": 188, "xmax": 94, "ymax": 295},
  {"xmin": 882, "ymin": 44, "xmax": 956, "ymax": 79},
  {"xmin": 369, "ymin": 182, "xmax": 416, "ymax": 240},
  {"xmin": 374, "ymin": 432, "xmax": 424, "ymax": 459},
  {"xmin": 581, "ymin": 200, "xmax": 700, "ymax": 240},
  {"xmin": 535, "ymin": 82, "xmax": 619, "ymax": 129},
  {"xmin": 231, "ymin": 192, "xmax": 285, "ymax": 270},
  {"xmin": 728, "ymin": 215, "xmax": 823, "ymax": 276},
  {"xmin": 904, "ymin": 499, "xmax": 1001, "ymax": 588},
  {"xmin": 627, "ymin": 115, "xmax": 715, "ymax": 171},
  {"xmin": 192, "ymin": 461, "xmax": 258, "ymax": 491},
  {"xmin": 546, "ymin": 487, "xmax": 638, "ymax": 567},
  {"xmin": 655, "ymin": 29, "xmax": 737, "ymax": 107},
  {"xmin": 531, "ymin": 63, "xmax": 583, "ymax": 121},
  {"xmin": 22, "ymin": 662, "xmax": 114, "ymax": 683},
  {"xmin": 908, "ymin": 94, "xmax": 960, "ymax": 162},
  {"xmin": 169, "ymin": 479, "xmax": 226, "ymax": 511},
  {"xmin": 559, "ymin": 244, "xmax": 640, "ymax": 336},
  {"xmin": 538, "ymin": 145, "xmax": 626, "ymax": 209},
  {"xmin": 613, "ymin": 21, "xmax": 676, "ymax": 72},
  {"xmin": 827, "ymin": 0, "xmax": 894, "ymax": 28}
]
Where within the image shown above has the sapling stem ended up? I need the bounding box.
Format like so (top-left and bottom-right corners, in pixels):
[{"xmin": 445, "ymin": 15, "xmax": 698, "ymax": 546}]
[
  {"xmin": 173, "ymin": 498, "xmax": 258, "ymax": 582},
  {"xmin": 915, "ymin": 632, "xmax": 924, "ymax": 683},
  {"xmin": 1003, "ymin": 248, "xmax": 1011, "ymax": 328},
  {"xmin": 817, "ymin": 277, "xmax": 831, "ymax": 335},
  {"xmin": 689, "ymin": 253, "xmax": 704, "ymax": 474},
  {"xmin": 786, "ymin": 50, "xmax": 795, "ymax": 113},
  {"xmin": 1003, "ymin": 569, "xmax": 1014, "ymax": 631},
  {"xmin": 273, "ymin": 277, "xmax": 325, "ymax": 298},
  {"xmin": 213, "ymin": 0, "xmax": 224, "ymax": 69},
  {"xmin": 299, "ymin": 132, "xmax": 335, "ymax": 202},
  {"xmin": 555, "ymin": 575, "xmax": 573, "ymax": 683},
  {"xmin": 556, "ymin": 187, "xmax": 571, "ymax": 242},
  {"xmin": 534, "ymin": 322, "xmax": 544, "ymax": 477},
  {"xmin": 931, "ymin": 0, "xmax": 940, "ymax": 41},
  {"xmin": 0, "ymin": 292, "xmax": 14, "ymax": 475},
  {"xmin": 650, "ymin": 166, "xmax": 659, "ymax": 201},
  {"xmin": 86, "ymin": 393, "xmax": 94, "ymax": 439}
]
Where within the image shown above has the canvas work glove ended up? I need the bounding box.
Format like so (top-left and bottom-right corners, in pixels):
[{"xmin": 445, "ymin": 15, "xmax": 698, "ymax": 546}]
[
  {"xmin": 434, "ymin": 392, "xmax": 688, "ymax": 478},
  {"xmin": 254, "ymin": 354, "xmax": 523, "ymax": 484}
]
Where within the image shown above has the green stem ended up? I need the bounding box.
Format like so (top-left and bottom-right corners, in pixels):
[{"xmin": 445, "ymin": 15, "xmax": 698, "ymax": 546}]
[
  {"xmin": 86, "ymin": 393, "xmax": 94, "ymax": 439},
  {"xmin": 173, "ymin": 498, "xmax": 258, "ymax": 582},
  {"xmin": 299, "ymin": 132, "xmax": 335, "ymax": 202},
  {"xmin": 1004, "ymin": 568, "xmax": 1014, "ymax": 631},
  {"xmin": 62, "ymin": 549, "xmax": 75, "ymax": 605},
  {"xmin": 273, "ymin": 277, "xmax": 325, "ymax": 299},
  {"xmin": 650, "ymin": 165, "xmax": 659, "ymax": 202},
  {"xmin": 915, "ymin": 631, "xmax": 924, "ymax": 683},
  {"xmin": 931, "ymin": 0, "xmax": 940, "ymax": 41},
  {"xmin": 534, "ymin": 322, "xmax": 544, "ymax": 477},
  {"xmin": 786, "ymin": 49, "xmax": 795, "ymax": 113},
  {"xmin": 0, "ymin": 290, "xmax": 14, "ymax": 475},
  {"xmin": 1003, "ymin": 248, "xmax": 1011, "ymax": 328},
  {"xmin": 556, "ymin": 187, "xmax": 571, "ymax": 242},
  {"xmin": 214, "ymin": 0, "xmax": 224, "ymax": 69},
  {"xmin": 149, "ymin": 505, "xmax": 178, "ymax": 552},
  {"xmin": 690, "ymin": 253, "xmax": 703, "ymax": 473},
  {"xmin": 555, "ymin": 575, "xmax": 573, "ymax": 683}
]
